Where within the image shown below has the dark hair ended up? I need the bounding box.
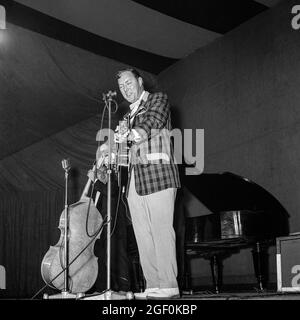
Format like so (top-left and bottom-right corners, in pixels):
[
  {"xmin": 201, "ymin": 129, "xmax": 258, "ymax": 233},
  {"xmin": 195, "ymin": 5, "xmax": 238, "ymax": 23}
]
[{"xmin": 116, "ymin": 68, "xmax": 142, "ymax": 80}]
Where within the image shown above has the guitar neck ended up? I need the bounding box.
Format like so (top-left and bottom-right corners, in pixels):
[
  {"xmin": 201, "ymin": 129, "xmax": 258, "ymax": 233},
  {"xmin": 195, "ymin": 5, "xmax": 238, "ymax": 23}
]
[
  {"xmin": 117, "ymin": 119, "xmax": 130, "ymax": 167},
  {"xmin": 117, "ymin": 142, "xmax": 129, "ymax": 167}
]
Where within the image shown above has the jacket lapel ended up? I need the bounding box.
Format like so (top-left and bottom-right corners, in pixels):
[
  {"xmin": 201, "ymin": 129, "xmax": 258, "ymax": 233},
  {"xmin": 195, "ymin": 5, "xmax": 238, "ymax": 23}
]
[{"xmin": 131, "ymin": 93, "xmax": 151, "ymax": 126}]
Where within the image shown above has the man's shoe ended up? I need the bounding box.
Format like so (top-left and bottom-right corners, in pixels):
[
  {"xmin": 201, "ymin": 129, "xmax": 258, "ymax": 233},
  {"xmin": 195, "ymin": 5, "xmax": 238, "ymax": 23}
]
[
  {"xmin": 117, "ymin": 291, "xmax": 135, "ymax": 300},
  {"xmin": 147, "ymin": 288, "xmax": 180, "ymax": 299},
  {"xmin": 134, "ymin": 288, "xmax": 159, "ymax": 300}
]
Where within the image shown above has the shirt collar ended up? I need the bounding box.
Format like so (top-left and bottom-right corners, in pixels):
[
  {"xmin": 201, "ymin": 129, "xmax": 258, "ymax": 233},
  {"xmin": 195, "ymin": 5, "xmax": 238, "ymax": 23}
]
[{"xmin": 129, "ymin": 90, "xmax": 149, "ymax": 111}]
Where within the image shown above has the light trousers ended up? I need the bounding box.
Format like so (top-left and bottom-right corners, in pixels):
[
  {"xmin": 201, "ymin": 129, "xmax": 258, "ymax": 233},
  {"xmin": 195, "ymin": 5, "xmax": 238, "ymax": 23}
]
[{"xmin": 127, "ymin": 172, "xmax": 178, "ymax": 289}]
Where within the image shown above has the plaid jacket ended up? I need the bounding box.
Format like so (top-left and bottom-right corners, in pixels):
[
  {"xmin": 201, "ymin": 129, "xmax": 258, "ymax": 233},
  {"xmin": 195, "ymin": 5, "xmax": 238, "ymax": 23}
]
[{"xmin": 126, "ymin": 92, "xmax": 181, "ymax": 196}]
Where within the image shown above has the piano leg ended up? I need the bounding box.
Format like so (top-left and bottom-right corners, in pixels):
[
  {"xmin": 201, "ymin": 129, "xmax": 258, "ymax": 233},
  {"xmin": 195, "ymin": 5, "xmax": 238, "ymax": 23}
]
[
  {"xmin": 183, "ymin": 254, "xmax": 193, "ymax": 295},
  {"xmin": 210, "ymin": 255, "xmax": 222, "ymax": 294},
  {"xmin": 251, "ymin": 242, "xmax": 266, "ymax": 291}
]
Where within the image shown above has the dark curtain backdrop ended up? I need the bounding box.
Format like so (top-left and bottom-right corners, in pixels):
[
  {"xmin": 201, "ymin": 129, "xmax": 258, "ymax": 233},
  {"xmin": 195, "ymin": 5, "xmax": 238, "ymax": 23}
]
[{"xmin": 0, "ymin": 189, "xmax": 79, "ymax": 298}]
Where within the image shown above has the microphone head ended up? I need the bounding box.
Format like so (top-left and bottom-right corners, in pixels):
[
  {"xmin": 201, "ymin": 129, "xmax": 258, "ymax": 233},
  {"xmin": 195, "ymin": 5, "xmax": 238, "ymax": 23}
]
[
  {"xmin": 102, "ymin": 91, "xmax": 117, "ymax": 101},
  {"xmin": 107, "ymin": 90, "xmax": 117, "ymax": 97},
  {"xmin": 61, "ymin": 158, "xmax": 71, "ymax": 170}
]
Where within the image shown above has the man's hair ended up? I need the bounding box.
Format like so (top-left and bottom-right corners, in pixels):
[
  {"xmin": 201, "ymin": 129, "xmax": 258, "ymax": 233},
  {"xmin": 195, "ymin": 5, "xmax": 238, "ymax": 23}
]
[{"xmin": 116, "ymin": 68, "xmax": 142, "ymax": 80}]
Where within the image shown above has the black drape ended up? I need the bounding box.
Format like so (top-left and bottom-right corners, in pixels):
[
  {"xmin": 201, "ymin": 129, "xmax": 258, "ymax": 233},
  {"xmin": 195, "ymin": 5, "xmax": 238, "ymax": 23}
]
[{"xmin": 0, "ymin": 189, "xmax": 78, "ymax": 298}]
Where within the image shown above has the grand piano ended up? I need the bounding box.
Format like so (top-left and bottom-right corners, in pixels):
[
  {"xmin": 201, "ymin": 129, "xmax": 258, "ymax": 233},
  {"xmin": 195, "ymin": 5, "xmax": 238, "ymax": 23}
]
[{"xmin": 182, "ymin": 171, "xmax": 289, "ymax": 293}]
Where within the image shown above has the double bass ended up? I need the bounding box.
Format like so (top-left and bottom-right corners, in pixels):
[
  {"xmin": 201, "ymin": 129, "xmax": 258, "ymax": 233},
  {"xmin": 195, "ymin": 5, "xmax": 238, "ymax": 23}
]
[{"xmin": 41, "ymin": 156, "xmax": 105, "ymax": 294}]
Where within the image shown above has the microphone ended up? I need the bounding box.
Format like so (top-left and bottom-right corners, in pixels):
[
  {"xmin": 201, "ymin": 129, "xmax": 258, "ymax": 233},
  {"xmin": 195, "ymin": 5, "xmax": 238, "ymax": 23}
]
[
  {"xmin": 103, "ymin": 90, "xmax": 117, "ymax": 100},
  {"xmin": 108, "ymin": 91, "xmax": 117, "ymax": 97},
  {"xmin": 61, "ymin": 158, "xmax": 71, "ymax": 171}
]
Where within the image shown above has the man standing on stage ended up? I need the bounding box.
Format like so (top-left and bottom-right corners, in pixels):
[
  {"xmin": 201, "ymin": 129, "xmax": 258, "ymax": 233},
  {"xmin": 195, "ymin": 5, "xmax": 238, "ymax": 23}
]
[{"xmin": 115, "ymin": 68, "xmax": 181, "ymax": 299}]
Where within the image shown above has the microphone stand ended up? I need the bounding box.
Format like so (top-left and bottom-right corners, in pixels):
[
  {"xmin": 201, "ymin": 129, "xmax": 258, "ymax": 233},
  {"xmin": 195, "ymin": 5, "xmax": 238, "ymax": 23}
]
[
  {"xmin": 82, "ymin": 91, "xmax": 133, "ymax": 300},
  {"xmin": 105, "ymin": 91, "xmax": 113, "ymax": 299},
  {"xmin": 43, "ymin": 159, "xmax": 79, "ymax": 299}
]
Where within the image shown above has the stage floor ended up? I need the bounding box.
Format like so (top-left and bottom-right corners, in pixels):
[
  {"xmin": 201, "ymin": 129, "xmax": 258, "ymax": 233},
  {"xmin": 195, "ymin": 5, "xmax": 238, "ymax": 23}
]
[
  {"xmin": 2, "ymin": 284, "xmax": 300, "ymax": 300},
  {"xmin": 179, "ymin": 290, "xmax": 300, "ymax": 300},
  {"xmin": 78, "ymin": 287, "xmax": 300, "ymax": 300}
]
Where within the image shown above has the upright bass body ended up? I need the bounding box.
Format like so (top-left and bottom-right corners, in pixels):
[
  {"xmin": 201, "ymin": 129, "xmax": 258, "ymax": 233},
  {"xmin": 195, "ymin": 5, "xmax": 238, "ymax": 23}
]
[{"xmin": 41, "ymin": 198, "xmax": 103, "ymax": 293}]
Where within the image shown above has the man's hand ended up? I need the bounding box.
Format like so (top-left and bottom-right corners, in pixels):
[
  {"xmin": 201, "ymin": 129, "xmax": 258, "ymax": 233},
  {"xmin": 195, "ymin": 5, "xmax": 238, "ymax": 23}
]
[
  {"xmin": 114, "ymin": 124, "xmax": 143, "ymax": 143},
  {"xmin": 87, "ymin": 169, "xmax": 96, "ymax": 182},
  {"xmin": 114, "ymin": 129, "xmax": 129, "ymax": 143},
  {"xmin": 101, "ymin": 153, "xmax": 116, "ymax": 166}
]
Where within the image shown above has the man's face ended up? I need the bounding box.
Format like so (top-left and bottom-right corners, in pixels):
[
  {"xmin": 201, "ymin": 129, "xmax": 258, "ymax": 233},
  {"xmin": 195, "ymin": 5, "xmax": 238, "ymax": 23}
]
[{"xmin": 117, "ymin": 71, "xmax": 143, "ymax": 104}]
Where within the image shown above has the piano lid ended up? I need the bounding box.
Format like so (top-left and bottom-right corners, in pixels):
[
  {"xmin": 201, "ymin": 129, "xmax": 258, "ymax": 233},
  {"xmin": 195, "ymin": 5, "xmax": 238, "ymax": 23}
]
[{"xmin": 182, "ymin": 171, "xmax": 289, "ymax": 219}]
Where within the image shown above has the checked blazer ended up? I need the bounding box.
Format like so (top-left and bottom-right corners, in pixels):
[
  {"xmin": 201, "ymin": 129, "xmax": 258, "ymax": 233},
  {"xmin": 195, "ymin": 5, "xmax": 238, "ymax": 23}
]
[{"xmin": 126, "ymin": 92, "xmax": 181, "ymax": 196}]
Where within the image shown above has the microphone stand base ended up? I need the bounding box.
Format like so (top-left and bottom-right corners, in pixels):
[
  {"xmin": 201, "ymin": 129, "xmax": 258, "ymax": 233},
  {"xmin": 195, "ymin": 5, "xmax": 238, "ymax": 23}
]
[
  {"xmin": 79, "ymin": 290, "xmax": 134, "ymax": 300},
  {"xmin": 43, "ymin": 291, "xmax": 79, "ymax": 300}
]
